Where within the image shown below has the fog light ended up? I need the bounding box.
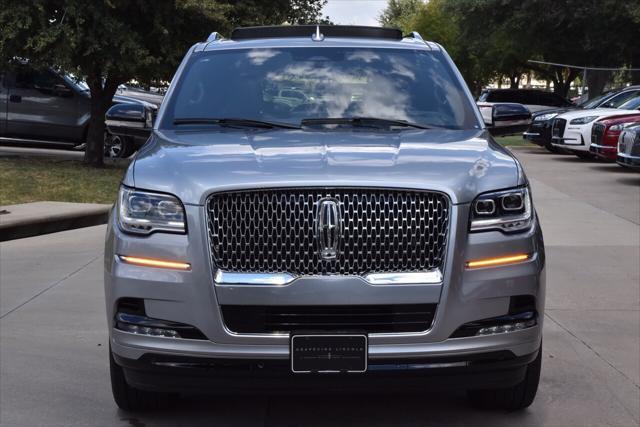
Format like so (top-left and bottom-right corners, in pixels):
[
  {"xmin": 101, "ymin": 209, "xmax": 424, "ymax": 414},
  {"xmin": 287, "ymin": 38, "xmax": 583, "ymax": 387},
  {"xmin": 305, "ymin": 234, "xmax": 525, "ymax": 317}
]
[
  {"xmin": 476, "ymin": 318, "xmax": 536, "ymax": 336},
  {"xmin": 450, "ymin": 310, "xmax": 537, "ymax": 338},
  {"xmin": 116, "ymin": 313, "xmax": 182, "ymax": 338},
  {"xmin": 114, "ymin": 298, "xmax": 208, "ymax": 340},
  {"xmin": 118, "ymin": 322, "xmax": 180, "ymax": 338}
]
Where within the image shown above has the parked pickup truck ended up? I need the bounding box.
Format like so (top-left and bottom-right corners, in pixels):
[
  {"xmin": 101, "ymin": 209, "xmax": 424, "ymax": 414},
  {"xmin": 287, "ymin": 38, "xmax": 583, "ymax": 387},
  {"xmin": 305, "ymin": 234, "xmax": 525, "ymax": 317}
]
[{"xmin": 0, "ymin": 64, "xmax": 161, "ymax": 158}]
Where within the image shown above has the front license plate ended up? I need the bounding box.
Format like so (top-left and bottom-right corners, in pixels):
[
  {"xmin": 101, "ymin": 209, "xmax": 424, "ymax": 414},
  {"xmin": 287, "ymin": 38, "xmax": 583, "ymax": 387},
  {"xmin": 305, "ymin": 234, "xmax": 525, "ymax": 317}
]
[{"xmin": 291, "ymin": 334, "xmax": 367, "ymax": 373}]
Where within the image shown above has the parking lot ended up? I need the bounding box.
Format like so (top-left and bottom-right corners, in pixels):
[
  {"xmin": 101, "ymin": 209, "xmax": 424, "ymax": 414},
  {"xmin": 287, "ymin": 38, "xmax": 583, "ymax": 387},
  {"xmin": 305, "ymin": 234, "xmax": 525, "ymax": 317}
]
[{"xmin": 0, "ymin": 146, "xmax": 638, "ymax": 427}]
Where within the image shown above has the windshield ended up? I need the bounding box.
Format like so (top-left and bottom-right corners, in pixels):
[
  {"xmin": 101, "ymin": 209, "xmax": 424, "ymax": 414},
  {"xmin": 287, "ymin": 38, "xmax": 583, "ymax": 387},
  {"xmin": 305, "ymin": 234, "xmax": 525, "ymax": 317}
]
[
  {"xmin": 60, "ymin": 72, "xmax": 89, "ymax": 92},
  {"xmin": 161, "ymin": 47, "xmax": 480, "ymax": 130},
  {"xmin": 581, "ymin": 92, "xmax": 611, "ymax": 109},
  {"xmin": 619, "ymin": 96, "xmax": 640, "ymax": 110}
]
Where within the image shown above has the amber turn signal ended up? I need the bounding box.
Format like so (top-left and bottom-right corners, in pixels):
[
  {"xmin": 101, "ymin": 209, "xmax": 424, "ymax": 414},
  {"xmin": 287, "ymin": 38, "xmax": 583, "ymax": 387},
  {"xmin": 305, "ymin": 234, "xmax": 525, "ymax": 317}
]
[
  {"xmin": 466, "ymin": 254, "xmax": 529, "ymax": 269},
  {"xmin": 118, "ymin": 255, "xmax": 191, "ymax": 271}
]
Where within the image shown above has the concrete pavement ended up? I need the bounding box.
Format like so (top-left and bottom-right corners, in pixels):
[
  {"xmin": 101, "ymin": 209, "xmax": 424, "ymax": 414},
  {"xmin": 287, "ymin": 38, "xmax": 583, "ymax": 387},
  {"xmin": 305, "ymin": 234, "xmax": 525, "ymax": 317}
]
[
  {"xmin": 0, "ymin": 146, "xmax": 638, "ymax": 426},
  {"xmin": 0, "ymin": 202, "xmax": 111, "ymax": 242}
]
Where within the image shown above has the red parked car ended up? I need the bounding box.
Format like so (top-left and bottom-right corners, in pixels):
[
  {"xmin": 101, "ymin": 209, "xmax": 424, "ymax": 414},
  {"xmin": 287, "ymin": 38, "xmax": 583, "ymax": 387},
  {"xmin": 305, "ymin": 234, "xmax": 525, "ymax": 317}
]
[{"xmin": 590, "ymin": 114, "xmax": 640, "ymax": 161}]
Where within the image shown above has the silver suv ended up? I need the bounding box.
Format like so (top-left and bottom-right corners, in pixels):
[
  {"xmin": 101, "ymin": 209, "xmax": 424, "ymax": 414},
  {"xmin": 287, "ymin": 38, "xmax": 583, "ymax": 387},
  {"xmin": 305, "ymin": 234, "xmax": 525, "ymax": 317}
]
[{"xmin": 105, "ymin": 25, "xmax": 545, "ymax": 411}]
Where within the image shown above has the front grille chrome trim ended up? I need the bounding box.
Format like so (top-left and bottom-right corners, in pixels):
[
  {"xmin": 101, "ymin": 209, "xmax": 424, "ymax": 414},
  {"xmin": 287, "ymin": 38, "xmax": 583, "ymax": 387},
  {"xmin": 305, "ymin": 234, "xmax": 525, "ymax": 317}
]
[
  {"xmin": 215, "ymin": 270, "xmax": 296, "ymax": 286},
  {"xmin": 363, "ymin": 269, "xmax": 443, "ymax": 285},
  {"xmin": 214, "ymin": 268, "xmax": 443, "ymax": 286}
]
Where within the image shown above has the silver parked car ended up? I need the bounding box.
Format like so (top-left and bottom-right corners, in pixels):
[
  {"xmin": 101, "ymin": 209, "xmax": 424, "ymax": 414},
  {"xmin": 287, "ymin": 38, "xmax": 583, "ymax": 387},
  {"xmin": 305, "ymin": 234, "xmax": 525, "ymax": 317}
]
[
  {"xmin": 104, "ymin": 25, "xmax": 545, "ymax": 411},
  {"xmin": 617, "ymin": 122, "xmax": 640, "ymax": 168}
]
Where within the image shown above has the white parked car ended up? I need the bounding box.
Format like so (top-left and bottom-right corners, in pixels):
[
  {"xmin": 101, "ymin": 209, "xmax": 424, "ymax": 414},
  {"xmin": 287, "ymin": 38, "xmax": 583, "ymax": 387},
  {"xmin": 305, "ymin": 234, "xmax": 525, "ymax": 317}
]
[{"xmin": 550, "ymin": 96, "xmax": 640, "ymax": 158}]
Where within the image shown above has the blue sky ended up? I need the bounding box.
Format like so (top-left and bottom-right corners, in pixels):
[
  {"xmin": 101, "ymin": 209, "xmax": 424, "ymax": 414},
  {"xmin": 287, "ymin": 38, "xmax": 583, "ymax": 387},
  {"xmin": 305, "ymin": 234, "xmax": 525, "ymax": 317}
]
[{"xmin": 322, "ymin": 0, "xmax": 388, "ymax": 26}]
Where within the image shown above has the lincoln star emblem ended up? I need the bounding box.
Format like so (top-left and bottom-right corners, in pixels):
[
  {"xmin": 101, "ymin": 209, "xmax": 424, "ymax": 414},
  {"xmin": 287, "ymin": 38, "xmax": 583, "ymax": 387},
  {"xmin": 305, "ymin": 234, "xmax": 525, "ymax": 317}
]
[{"xmin": 315, "ymin": 198, "xmax": 342, "ymax": 260}]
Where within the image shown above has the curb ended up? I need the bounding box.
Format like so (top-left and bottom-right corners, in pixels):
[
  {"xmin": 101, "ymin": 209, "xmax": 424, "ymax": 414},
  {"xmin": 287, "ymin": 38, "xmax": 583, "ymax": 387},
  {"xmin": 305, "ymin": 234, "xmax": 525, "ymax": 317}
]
[{"xmin": 0, "ymin": 204, "xmax": 111, "ymax": 242}]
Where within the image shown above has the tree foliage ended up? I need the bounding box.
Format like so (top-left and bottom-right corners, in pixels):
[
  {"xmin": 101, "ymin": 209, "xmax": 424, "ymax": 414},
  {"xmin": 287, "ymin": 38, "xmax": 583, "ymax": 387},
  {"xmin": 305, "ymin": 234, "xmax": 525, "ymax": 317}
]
[
  {"xmin": 377, "ymin": 0, "xmax": 422, "ymax": 31},
  {"xmin": 0, "ymin": 0, "xmax": 328, "ymax": 166},
  {"xmin": 379, "ymin": 0, "xmax": 640, "ymax": 97},
  {"xmin": 408, "ymin": 0, "xmax": 492, "ymax": 94}
]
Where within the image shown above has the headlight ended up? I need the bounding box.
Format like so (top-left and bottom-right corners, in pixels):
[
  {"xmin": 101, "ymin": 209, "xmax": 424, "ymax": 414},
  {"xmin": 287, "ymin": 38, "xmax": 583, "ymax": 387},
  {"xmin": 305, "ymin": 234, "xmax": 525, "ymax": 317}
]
[
  {"xmin": 470, "ymin": 187, "xmax": 532, "ymax": 233},
  {"xmin": 533, "ymin": 113, "xmax": 557, "ymax": 122},
  {"xmin": 569, "ymin": 116, "xmax": 598, "ymax": 125},
  {"xmin": 118, "ymin": 186, "xmax": 186, "ymax": 234},
  {"xmin": 609, "ymin": 123, "xmax": 626, "ymax": 132}
]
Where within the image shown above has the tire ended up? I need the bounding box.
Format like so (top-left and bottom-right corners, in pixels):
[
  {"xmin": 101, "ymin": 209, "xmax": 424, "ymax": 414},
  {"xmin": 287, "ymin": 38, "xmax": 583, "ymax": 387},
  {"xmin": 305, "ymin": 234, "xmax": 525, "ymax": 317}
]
[
  {"xmin": 467, "ymin": 345, "xmax": 542, "ymax": 411},
  {"xmin": 110, "ymin": 350, "xmax": 164, "ymax": 411},
  {"xmin": 104, "ymin": 133, "xmax": 134, "ymax": 159},
  {"xmin": 544, "ymin": 142, "xmax": 560, "ymax": 153}
]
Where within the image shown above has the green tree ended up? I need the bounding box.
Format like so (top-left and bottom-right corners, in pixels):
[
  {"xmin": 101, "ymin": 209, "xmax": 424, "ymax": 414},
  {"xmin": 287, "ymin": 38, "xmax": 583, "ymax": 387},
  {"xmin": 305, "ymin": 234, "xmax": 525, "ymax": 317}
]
[
  {"xmin": 387, "ymin": 0, "xmax": 639, "ymax": 98},
  {"xmin": 0, "ymin": 0, "xmax": 327, "ymax": 166},
  {"xmin": 409, "ymin": 0, "xmax": 494, "ymax": 94},
  {"xmin": 378, "ymin": 0, "xmax": 422, "ymax": 32},
  {"xmin": 449, "ymin": 0, "xmax": 640, "ymax": 98}
]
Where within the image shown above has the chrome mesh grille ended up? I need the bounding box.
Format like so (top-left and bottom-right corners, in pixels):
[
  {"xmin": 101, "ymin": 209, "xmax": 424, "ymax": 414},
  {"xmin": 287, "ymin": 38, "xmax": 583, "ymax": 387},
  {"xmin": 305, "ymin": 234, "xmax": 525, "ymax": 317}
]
[
  {"xmin": 591, "ymin": 122, "xmax": 605, "ymax": 146},
  {"xmin": 552, "ymin": 118, "xmax": 566, "ymax": 139},
  {"xmin": 206, "ymin": 188, "xmax": 449, "ymax": 275}
]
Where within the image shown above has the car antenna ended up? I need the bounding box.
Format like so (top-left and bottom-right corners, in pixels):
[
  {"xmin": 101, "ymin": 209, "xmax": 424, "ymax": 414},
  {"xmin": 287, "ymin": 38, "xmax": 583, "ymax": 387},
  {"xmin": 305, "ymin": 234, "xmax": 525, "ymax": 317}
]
[{"xmin": 311, "ymin": 25, "xmax": 324, "ymax": 42}]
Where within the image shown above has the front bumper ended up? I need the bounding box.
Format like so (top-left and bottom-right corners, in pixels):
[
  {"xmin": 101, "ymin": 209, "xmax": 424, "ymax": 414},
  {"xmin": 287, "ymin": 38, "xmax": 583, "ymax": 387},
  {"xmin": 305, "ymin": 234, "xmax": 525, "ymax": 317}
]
[
  {"xmin": 105, "ymin": 202, "xmax": 545, "ymax": 381},
  {"xmin": 114, "ymin": 349, "xmax": 540, "ymax": 393},
  {"xmin": 552, "ymin": 127, "xmax": 588, "ymax": 152},
  {"xmin": 523, "ymin": 122, "xmax": 552, "ymax": 146},
  {"xmin": 617, "ymin": 153, "xmax": 640, "ymax": 168},
  {"xmin": 589, "ymin": 144, "xmax": 617, "ymax": 161}
]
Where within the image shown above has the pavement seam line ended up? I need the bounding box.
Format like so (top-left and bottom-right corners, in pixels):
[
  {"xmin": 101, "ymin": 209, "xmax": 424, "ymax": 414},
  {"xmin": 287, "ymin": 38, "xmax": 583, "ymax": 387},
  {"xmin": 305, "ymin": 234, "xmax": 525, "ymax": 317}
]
[
  {"xmin": 0, "ymin": 254, "xmax": 101, "ymax": 319},
  {"xmin": 544, "ymin": 312, "xmax": 640, "ymax": 390}
]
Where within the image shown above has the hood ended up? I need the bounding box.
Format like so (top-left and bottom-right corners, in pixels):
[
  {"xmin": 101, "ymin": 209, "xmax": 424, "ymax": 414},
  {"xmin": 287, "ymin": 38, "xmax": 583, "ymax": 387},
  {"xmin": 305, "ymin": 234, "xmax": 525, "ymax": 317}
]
[
  {"xmin": 116, "ymin": 89, "xmax": 164, "ymax": 108},
  {"xmin": 532, "ymin": 107, "xmax": 576, "ymax": 118},
  {"xmin": 558, "ymin": 108, "xmax": 637, "ymax": 120},
  {"xmin": 599, "ymin": 113, "xmax": 640, "ymax": 125},
  {"xmin": 112, "ymin": 95, "xmax": 157, "ymax": 110},
  {"xmin": 130, "ymin": 128, "xmax": 521, "ymax": 205}
]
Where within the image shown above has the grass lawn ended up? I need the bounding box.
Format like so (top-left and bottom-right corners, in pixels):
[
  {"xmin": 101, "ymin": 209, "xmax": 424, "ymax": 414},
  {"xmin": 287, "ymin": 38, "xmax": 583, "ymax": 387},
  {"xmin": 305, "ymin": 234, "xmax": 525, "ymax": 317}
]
[
  {"xmin": 0, "ymin": 157, "xmax": 126, "ymax": 206},
  {"xmin": 494, "ymin": 135, "xmax": 533, "ymax": 147}
]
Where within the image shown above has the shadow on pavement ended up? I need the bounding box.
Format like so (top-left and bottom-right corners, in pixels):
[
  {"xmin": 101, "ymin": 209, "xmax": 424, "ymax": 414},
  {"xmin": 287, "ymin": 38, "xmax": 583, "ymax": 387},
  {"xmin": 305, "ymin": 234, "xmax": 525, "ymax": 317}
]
[
  {"xmin": 116, "ymin": 391, "xmax": 533, "ymax": 426},
  {"xmin": 589, "ymin": 164, "xmax": 638, "ymax": 174},
  {"xmin": 616, "ymin": 176, "xmax": 640, "ymax": 186},
  {"xmin": 549, "ymin": 155, "xmax": 601, "ymax": 164}
]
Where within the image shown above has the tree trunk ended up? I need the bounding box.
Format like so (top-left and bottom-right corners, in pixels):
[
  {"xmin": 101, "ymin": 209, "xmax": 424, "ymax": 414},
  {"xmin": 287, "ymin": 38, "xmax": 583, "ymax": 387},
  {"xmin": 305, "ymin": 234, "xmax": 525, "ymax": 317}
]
[
  {"xmin": 85, "ymin": 74, "xmax": 120, "ymax": 167},
  {"xmin": 509, "ymin": 73, "xmax": 520, "ymax": 89},
  {"xmin": 586, "ymin": 70, "xmax": 612, "ymax": 100},
  {"xmin": 552, "ymin": 68, "xmax": 580, "ymax": 98},
  {"xmin": 630, "ymin": 52, "xmax": 640, "ymax": 85}
]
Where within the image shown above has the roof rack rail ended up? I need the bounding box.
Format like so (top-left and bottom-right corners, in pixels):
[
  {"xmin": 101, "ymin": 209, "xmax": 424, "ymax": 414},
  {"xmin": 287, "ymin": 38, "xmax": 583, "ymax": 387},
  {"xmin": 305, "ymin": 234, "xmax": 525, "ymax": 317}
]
[
  {"xmin": 405, "ymin": 31, "xmax": 424, "ymax": 42},
  {"xmin": 230, "ymin": 25, "xmax": 403, "ymax": 41},
  {"xmin": 206, "ymin": 32, "xmax": 224, "ymax": 43}
]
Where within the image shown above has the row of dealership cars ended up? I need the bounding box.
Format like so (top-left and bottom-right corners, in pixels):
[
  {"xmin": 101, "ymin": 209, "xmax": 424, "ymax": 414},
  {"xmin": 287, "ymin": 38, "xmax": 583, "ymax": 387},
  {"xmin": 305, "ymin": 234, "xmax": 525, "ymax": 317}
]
[
  {"xmin": 478, "ymin": 87, "xmax": 640, "ymax": 169},
  {"xmin": 522, "ymin": 86, "xmax": 640, "ymax": 168}
]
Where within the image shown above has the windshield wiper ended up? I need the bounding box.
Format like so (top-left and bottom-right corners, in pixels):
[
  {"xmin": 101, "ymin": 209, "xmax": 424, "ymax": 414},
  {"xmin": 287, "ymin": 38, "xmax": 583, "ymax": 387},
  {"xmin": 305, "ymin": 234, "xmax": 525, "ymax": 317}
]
[
  {"xmin": 173, "ymin": 118, "xmax": 300, "ymax": 129},
  {"xmin": 300, "ymin": 117, "xmax": 431, "ymax": 130}
]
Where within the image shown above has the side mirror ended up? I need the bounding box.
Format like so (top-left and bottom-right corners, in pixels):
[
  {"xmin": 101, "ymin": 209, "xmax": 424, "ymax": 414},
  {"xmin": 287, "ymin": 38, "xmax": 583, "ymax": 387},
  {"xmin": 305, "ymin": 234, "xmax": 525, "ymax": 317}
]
[
  {"xmin": 485, "ymin": 103, "xmax": 531, "ymax": 137},
  {"xmin": 105, "ymin": 103, "xmax": 153, "ymax": 143}
]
